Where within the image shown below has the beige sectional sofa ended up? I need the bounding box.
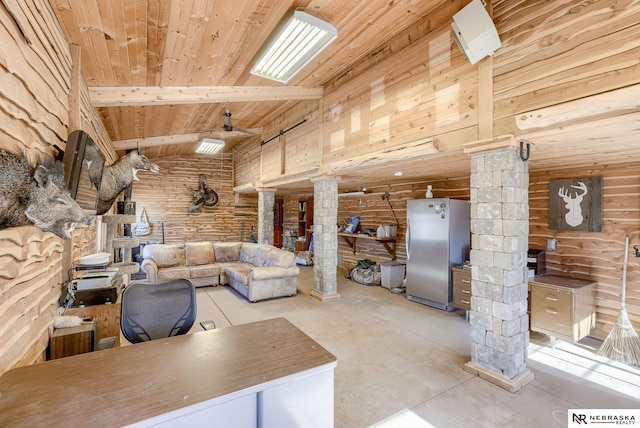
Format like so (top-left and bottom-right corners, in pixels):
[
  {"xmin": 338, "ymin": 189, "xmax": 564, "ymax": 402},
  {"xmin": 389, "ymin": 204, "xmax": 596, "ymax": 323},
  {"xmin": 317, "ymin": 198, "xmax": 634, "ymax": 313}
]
[{"xmin": 141, "ymin": 241, "xmax": 299, "ymax": 302}]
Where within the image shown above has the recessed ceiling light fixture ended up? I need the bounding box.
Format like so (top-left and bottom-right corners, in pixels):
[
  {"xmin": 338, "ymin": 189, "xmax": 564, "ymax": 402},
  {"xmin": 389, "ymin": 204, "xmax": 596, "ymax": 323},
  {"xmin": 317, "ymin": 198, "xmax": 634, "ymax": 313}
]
[
  {"xmin": 251, "ymin": 9, "xmax": 337, "ymax": 83},
  {"xmin": 394, "ymin": 171, "xmax": 403, "ymax": 177},
  {"xmin": 196, "ymin": 138, "xmax": 225, "ymax": 155}
]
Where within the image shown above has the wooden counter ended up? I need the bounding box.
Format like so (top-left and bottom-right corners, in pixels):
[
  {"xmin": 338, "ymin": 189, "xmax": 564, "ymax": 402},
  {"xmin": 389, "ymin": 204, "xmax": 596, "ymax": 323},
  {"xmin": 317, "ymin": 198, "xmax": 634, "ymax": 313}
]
[{"xmin": 0, "ymin": 318, "xmax": 337, "ymax": 428}]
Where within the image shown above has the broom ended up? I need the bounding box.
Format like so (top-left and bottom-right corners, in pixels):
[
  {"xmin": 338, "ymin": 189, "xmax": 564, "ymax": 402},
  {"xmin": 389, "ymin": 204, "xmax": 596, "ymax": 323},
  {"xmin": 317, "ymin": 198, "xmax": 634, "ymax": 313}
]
[{"xmin": 597, "ymin": 236, "xmax": 640, "ymax": 367}]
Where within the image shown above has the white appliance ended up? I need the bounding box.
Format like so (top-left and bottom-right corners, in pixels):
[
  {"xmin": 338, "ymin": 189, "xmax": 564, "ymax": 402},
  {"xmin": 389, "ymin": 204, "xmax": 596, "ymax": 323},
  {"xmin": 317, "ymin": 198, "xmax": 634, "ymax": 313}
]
[
  {"xmin": 451, "ymin": 0, "xmax": 502, "ymax": 64},
  {"xmin": 405, "ymin": 198, "xmax": 470, "ymax": 311},
  {"xmin": 75, "ymin": 268, "xmax": 119, "ymax": 290}
]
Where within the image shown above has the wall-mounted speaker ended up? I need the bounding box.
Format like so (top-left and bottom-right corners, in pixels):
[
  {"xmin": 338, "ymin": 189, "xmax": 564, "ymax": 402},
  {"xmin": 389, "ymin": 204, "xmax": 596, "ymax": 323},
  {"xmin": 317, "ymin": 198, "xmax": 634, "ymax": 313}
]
[{"xmin": 451, "ymin": 0, "xmax": 501, "ymax": 65}]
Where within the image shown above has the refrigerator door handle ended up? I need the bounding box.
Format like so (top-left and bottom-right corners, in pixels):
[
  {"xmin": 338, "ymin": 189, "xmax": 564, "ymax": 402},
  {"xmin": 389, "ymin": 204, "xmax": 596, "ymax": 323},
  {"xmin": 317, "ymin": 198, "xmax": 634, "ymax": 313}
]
[{"xmin": 406, "ymin": 219, "xmax": 411, "ymax": 260}]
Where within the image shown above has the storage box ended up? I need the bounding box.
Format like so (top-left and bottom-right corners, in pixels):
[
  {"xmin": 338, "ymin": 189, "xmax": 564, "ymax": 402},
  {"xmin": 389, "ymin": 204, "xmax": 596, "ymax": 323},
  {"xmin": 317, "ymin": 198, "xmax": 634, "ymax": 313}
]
[{"xmin": 380, "ymin": 261, "xmax": 406, "ymax": 289}]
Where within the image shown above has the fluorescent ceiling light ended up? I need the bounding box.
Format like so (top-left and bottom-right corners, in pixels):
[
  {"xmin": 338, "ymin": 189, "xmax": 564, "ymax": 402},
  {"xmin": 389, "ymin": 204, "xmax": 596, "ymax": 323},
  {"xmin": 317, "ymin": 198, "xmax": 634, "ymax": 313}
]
[
  {"xmin": 196, "ymin": 138, "xmax": 225, "ymax": 155},
  {"xmin": 251, "ymin": 9, "xmax": 337, "ymax": 83}
]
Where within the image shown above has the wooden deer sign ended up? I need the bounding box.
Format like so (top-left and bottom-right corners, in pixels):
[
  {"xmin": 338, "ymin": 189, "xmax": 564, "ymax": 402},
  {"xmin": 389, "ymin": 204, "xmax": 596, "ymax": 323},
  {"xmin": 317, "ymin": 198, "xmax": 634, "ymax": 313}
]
[{"xmin": 549, "ymin": 178, "xmax": 602, "ymax": 232}]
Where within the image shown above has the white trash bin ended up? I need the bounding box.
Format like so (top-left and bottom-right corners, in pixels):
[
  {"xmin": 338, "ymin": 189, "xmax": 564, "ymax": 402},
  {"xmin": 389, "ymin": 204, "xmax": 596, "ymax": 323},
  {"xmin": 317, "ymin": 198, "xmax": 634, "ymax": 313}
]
[{"xmin": 380, "ymin": 261, "xmax": 406, "ymax": 289}]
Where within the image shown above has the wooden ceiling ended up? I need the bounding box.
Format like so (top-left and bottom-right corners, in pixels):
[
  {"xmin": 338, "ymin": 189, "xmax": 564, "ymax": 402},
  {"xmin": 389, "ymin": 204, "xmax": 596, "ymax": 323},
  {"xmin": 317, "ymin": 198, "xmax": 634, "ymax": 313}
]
[
  {"xmin": 49, "ymin": 0, "xmax": 640, "ymax": 191},
  {"xmin": 49, "ymin": 0, "xmax": 452, "ymax": 156}
]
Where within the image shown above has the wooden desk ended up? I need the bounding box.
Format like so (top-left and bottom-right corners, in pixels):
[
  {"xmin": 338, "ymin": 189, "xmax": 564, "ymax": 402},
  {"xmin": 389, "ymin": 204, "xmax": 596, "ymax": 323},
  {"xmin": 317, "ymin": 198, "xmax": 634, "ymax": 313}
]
[
  {"xmin": 338, "ymin": 232, "xmax": 397, "ymax": 258},
  {"xmin": 0, "ymin": 318, "xmax": 337, "ymax": 428}
]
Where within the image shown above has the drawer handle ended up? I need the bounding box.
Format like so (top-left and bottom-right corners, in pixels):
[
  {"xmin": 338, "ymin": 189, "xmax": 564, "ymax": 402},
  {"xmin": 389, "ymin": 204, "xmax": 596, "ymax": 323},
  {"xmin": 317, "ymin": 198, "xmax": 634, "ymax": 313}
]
[
  {"xmin": 461, "ymin": 299, "xmax": 470, "ymax": 304},
  {"xmin": 461, "ymin": 289, "xmax": 470, "ymax": 294},
  {"xmin": 462, "ymin": 279, "xmax": 470, "ymax": 284},
  {"xmin": 545, "ymin": 309, "xmax": 559, "ymax": 315},
  {"xmin": 545, "ymin": 296, "xmax": 558, "ymax": 302}
]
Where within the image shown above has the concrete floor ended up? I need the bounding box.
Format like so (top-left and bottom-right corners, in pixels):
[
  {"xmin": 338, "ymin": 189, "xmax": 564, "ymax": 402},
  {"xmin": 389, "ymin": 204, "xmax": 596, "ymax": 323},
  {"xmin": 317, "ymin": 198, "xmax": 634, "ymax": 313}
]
[{"xmin": 192, "ymin": 267, "xmax": 640, "ymax": 428}]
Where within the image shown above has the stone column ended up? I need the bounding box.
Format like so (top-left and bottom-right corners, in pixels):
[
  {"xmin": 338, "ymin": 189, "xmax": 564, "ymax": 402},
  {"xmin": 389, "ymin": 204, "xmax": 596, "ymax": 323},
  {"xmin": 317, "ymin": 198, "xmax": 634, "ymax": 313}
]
[
  {"xmin": 310, "ymin": 176, "xmax": 341, "ymax": 300},
  {"xmin": 257, "ymin": 188, "xmax": 275, "ymax": 245},
  {"xmin": 463, "ymin": 137, "xmax": 534, "ymax": 393}
]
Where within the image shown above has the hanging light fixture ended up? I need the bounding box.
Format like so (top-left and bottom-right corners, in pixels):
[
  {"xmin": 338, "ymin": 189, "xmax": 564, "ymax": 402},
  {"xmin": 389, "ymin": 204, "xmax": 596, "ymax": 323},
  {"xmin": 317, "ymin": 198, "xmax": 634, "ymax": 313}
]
[
  {"xmin": 195, "ymin": 138, "xmax": 225, "ymax": 155},
  {"xmin": 251, "ymin": 9, "xmax": 337, "ymax": 83}
]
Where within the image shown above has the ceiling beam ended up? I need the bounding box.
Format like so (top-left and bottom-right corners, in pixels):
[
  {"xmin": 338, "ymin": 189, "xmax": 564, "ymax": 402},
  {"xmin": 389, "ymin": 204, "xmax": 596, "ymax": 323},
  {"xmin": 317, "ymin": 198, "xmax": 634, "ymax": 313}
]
[
  {"xmin": 112, "ymin": 130, "xmax": 262, "ymax": 150},
  {"xmin": 329, "ymin": 138, "xmax": 439, "ymax": 174},
  {"xmin": 89, "ymin": 86, "xmax": 324, "ymax": 107}
]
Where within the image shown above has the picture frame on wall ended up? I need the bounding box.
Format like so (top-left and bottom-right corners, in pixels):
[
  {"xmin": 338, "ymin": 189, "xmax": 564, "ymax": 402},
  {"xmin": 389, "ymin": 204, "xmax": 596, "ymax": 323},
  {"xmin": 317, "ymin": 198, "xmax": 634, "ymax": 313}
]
[{"xmin": 549, "ymin": 177, "xmax": 603, "ymax": 232}]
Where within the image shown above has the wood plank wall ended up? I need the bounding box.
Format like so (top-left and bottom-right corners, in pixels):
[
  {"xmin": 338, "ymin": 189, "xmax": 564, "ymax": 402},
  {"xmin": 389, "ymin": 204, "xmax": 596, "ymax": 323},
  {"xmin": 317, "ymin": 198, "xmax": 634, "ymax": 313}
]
[
  {"xmin": 0, "ymin": 0, "xmax": 113, "ymax": 374},
  {"xmin": 322, "ymin": 16, "xmax": 476, "ymax": 164},
  {"xmin": 130, "ymin": 154, "xmax": 258, "ymax": 244},
  {"xmin": 0, "ymin": 227, "xmax": 63, "ymax": 374},
  {"xmin": 233, "ymin": 136, "xmax": 261, "ymax": 188},
  {"xmin": 0, "ymin": 0, "xmax": 72, "ymax": 374},
  {"xmin": 530, "ymin": 162, "xmax": 640, "ymax": 338},
  {"xmin": 334, "ymin": 179, "xmax": 471, "ymax": 268},
  {"xmin": 260, "ymin": 100, "xmax": 321, "ymax": 182},
  {"xmin": 492, "ymin": 0, "xmax": 640, "ymax": 134}
]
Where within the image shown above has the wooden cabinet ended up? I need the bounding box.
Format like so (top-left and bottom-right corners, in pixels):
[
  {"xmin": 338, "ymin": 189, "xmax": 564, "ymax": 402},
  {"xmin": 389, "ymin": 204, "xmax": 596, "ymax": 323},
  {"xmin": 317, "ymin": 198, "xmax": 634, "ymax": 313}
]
[
  {"xmin": 297, "ymin": 199, "xmax": 313, "ymax": 250},
  {"xmin": 529, "ymin": 274, "xmax": 596, "ymax": 343},
  {"xmin": 49, "ymin": 320, "xmax": 97, "ymax": 359},
  {"xmin": 66, "ymin": 300, "xmax": 121, "ymax": 348},
  {"xmin": 452, "ymin": 268, "xmax": 472, "ymax": 311}
]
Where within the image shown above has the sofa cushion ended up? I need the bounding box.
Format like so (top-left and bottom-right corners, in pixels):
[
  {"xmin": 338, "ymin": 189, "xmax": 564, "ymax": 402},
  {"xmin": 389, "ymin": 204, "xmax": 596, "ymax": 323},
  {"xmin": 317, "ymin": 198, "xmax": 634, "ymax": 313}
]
[
  {"xmin": 225, "ymin": 264, "xmax": 252, "ymax": 286},
  {"xmin": 157, "ymin": 266, "xmax": 191, "ymax": 280},
  {"xmin": 189, "ymin": 264, "xmax": 221, "ymax": 278},
  {"xmin": 214, "ymin": 242, "xmax": 242, "ymax": 262},
  {"xmin": 239, "ymin": 243, "xmax": 273, "ymax": 266},
  {"xmin": 264, "ymin": 248, "xmax": 296, "ymax": 268},
  {"xmin": 185, "ymin": 242, "xmax": 215, "ymax": 266},
  {"xmin": 144, "ymin": 244, "xmax": 185, "ymax": 268}
]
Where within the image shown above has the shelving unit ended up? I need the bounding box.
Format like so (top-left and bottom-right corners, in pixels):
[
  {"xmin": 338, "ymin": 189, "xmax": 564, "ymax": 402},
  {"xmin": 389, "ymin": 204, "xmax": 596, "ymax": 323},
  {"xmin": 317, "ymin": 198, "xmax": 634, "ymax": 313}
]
[
  {"xmin": 337, "ymin": 232, "xmax": 397, "ymax": 258},
  {"xmin": 102, "ymin": 214, "xmax": 140, "ymax": 283},
  {"xmin": 297, "ymin": 199, "xmax": 313, "ymax": 251}
]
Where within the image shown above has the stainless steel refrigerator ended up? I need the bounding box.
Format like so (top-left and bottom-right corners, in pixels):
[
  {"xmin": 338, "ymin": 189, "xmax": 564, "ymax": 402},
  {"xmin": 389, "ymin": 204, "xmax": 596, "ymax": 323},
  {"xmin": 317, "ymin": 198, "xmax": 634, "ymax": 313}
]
[{"xmin": 406, "ymin": 198, "xmax": 470, "ymax": 311}]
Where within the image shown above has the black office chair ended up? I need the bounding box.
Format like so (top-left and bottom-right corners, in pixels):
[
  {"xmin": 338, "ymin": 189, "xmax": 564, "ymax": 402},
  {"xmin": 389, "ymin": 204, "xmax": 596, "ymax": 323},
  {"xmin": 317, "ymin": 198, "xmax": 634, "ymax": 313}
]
[{"xmin": 121, "ymin": 279, "xmax": 197, "ymax": 343}]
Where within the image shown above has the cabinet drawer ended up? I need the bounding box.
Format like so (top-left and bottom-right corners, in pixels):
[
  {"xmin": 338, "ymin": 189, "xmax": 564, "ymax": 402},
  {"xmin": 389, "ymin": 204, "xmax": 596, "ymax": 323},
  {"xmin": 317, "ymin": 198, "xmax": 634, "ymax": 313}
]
[
  {"xmin": 452, "ymin": 271, "xmax": 471, "ymax": 310},
  {"xmin": 453, "ymin": 292, "xmax": 471, "ymax": 310},
  {"xmin": 531, "ymin": 287, "xmax": 571, "ymax": 336},
  {"xmin": 453, "ymin": 275, "xmax": 471, "ymax": 292}
]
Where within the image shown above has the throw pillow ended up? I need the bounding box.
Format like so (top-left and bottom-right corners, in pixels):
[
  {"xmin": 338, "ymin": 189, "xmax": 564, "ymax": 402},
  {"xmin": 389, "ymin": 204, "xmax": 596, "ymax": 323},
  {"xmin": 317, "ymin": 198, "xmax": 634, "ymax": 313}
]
[
  {"xmin": 145, "ymin": 244, "xmax": 185, "ymax": 268},
  {"xmin": 214, "ymin": 242, "xmax": 242, "ymax": 263},
  {"xmin": 185, "ymin": 242, "xmax": 215, "ymax": 266}
]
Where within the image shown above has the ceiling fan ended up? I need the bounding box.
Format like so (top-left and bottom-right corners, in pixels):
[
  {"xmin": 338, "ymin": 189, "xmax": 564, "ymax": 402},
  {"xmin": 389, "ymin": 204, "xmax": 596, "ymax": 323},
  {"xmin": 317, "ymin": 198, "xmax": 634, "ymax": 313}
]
[{"xmin": 202, "ymin": 109, "xmax": 256, "ymax": 136}]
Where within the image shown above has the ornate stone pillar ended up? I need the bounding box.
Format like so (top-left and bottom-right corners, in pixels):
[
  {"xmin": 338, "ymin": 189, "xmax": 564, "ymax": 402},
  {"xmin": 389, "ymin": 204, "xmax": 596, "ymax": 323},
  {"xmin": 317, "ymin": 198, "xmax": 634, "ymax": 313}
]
[
  {"xmin": 310, "ymin": 176, "xmax": 341, "ymax": 300},
  {"xmin": 256, "ymin": 188, "xmax": 276, "ymax": 245},
  {"xmin": 463, "ymin": 136, "xmax": 534, "ymax": 393}
]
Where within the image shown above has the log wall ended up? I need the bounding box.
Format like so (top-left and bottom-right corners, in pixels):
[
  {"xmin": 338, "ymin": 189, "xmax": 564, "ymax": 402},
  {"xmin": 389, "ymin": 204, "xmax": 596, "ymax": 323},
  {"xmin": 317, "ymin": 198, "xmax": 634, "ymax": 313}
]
[
  {"xmin": 335, "ymin": 179, "xmax": 470, "ymax": 269},
  {"xmin": 325, "ymin": 161, "xmax": 640, "ymax": 338},
  {"xmin": 529, "ymin": 162, "xmax": 640, "ymax": 338},
  {"xmin": 130, "ymin": 154, "xmax": 258, "ymax": 244}
]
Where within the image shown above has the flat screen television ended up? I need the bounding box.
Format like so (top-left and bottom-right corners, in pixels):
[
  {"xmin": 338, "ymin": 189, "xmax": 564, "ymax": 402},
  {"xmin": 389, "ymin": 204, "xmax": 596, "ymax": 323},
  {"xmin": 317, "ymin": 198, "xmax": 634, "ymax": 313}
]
[{"xmin": 62, "ymin": 130, "xmax": 105, "ymax": 212}]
